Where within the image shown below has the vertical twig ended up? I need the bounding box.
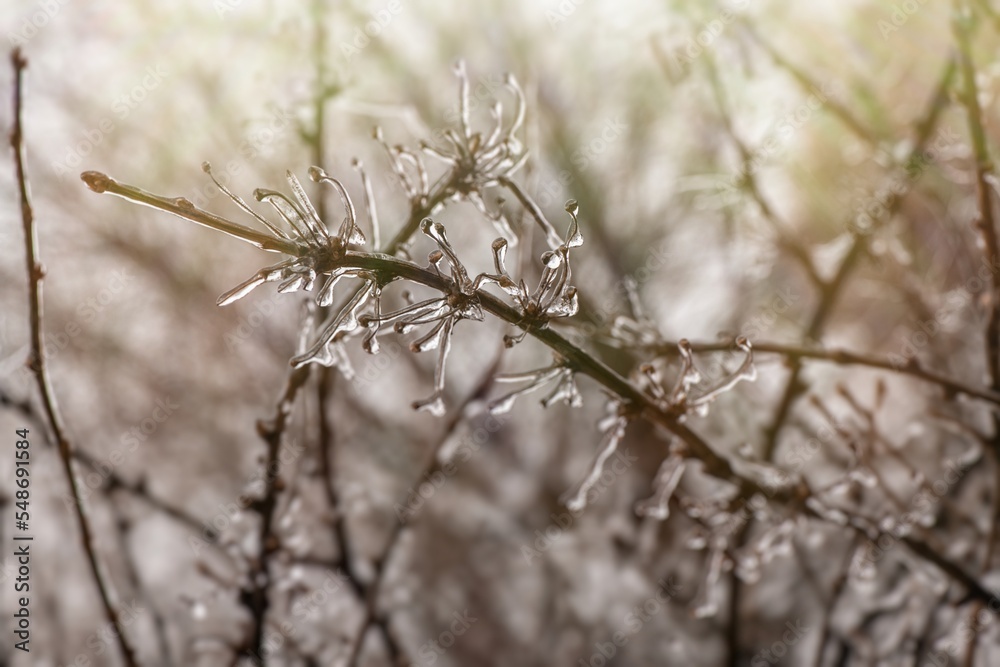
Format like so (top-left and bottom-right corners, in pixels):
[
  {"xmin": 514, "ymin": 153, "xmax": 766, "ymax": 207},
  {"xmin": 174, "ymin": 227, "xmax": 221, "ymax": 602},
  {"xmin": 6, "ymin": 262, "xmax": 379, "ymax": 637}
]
[
  {"xmin": 9, "ymin": 48, "xmax": 141, "ymax": 667},
  {"xmin": 343, "ymin": 350, "xmax": 505, "ymax": 667},
  {"xmin": 243, "ymin": 365, "xmax": 309, "ymax": 663},
  {"xmin": 954, "ymin": 7, "xmax": 1000, "ymax": 664},
  {"xmin": 956, "ymin": 6, "xmax": 1000, "ymax": 394}
]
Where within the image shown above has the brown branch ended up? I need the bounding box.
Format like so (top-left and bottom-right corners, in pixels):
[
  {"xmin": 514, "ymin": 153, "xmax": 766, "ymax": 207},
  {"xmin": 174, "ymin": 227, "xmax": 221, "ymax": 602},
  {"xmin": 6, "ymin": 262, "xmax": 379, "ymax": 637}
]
[
  {"xmin": 954, "ymin": 9, "xmax": 1000, "ymax": 663},
  {"xmin": 739, "ymin": 21, "xmax": 880, "ymax": 147},
  {"xmin": 649, "ymin": 338, "xmax": 1000, "ymax": 406},
  {"xmin": 702, "ymin": 53, "xmax": 825, "ymax": 290},
  {"xmin": 82, "ymin": 165, "xmax": 1000, "ymax": 607},
  {"xmin": 239, "ymin": 366, "xmax": 309, "ymax": 663},
  {"xmin": 956, "ymin": 8, "xmax": 1000, "ymax": 393},
  {"xmin": 761, "ymin": 54, "xmax": 957, "ymax": 461},
  {"xmin": 10, "ymin": 49, "xmax": 140, "ymax": 667}
]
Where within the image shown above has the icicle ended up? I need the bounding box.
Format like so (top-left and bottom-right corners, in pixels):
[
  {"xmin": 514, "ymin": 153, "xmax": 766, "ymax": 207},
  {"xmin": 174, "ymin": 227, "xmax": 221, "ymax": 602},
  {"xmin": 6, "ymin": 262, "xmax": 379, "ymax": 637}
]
[
  {"xmin": 734, "ymin": 551, "xmax": 761, "ymax": 584},
  {"xmin": 563, "ymin": 412, "xmax": 629, "ymax": 512},
  {"xmin": 285, "ymin": 170, "xmax": 331, "ymax": 242},
  {"xmin": 421, "ymin": 219, "xmax": 473, "ymax": 290},
  {"xmin": 412, "ymin": 317, "xmax": 455, "ymax": 417},
  {"xmin": 291, "ymin": 285, "xmax": 372, "ymax": 368},
  {"xmin": 562, "ymin": 200, "xmax": 584, "ymax": 248},
  {"xmin": 623, "ymin": 277, "xmax": 645, "ymax": 320},
  {"xmin": 308, "ymin": 166, "xmax": 366, "ymax": 246},
  {"xmin": 504, "ymin": 73, "xmax": 526, "ymax": 141},
  {"xmin": 475, "ymin": 238, "xmax": 522, "ymax": 297},
  {"xmin": 467, "ymin": 189, "xmax": 516, "ymax": 241},
  {"xmin": 352, "ymin": 158, "xmax": 381, "ymax": 250},
  {"xmin": 671, "ymin": 339, "xmax": 702, "ymax": 403},
  {"xmin": 635, "ymin": 454, "xmax": 686, "ymax": 520},
  {"xmin": 217, "ymin": 258, "xmax": 300, "ymax": 306},
  {"xmin": 688, "ymin": 337, "xmax": 756, "ymax": 409},
  {"xmin": 374, "ymin": 126, "xmax": 418, "ymax": 201},
  {"xmin": 488, "ymin": 364, "xmax": 565, "ymax": 414},
  {"xmin": 641, "ymin": 363, "xmax": 669, "ymax": 404},
  {"xmin": 453, "ymin": 60, "xmax": 472, "ymax": 140},
  {"xmin": 539, "ymin": 369, "xmax": 583, "ymax": 409},
  {"xmin": 361, "ymin": 284, "xmax": 383, "ymax": 354},
  {"xmin": 849, "ymin": 543, "xmax": 877, "ymax": 584},
  {"xmin": 691, "ymin": 546, "xmax": 726, "ymax": 618},
  {"xmin": 253, "ymin": 188, "xmax": 320, "ymax": 246},
  {"xmin": 202, "ymin": 162, "xmax": 289, "ymax": 240}
]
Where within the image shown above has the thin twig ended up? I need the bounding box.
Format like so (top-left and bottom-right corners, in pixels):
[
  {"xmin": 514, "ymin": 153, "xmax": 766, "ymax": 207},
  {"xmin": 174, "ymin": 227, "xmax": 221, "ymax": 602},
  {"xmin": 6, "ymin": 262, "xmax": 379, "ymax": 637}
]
[
  {"xmin": 703, "ymin": 53, "xmax": 825, "ymax": 289},
  {"xmin": 343, "ymin": 349, "xmax": 505, "ymax": 667},
  {"xmin": 956, "ymin": 8, "xmax": 1000, "ymax": 395},
  {"xmin": 739, "ymin": 21, "xmax": 880, "ymax": 147},
  {"xmin": 650, "ymin": 338, "xmax": 1000, "ymax": 406},
  {"xmin": 761, "ymin": 54, "xmax": 957, "ymax": 461},
  {"xmin": 241, "ymin": 365, "xmax": 309, "ymax": 662},
  {"xmin": 10, "ymin": 48, "xmax": 141, "ymax": 667},
  {"xmin": 954, "ymin": 8, "xmax": 1000, "ymax": 663}
]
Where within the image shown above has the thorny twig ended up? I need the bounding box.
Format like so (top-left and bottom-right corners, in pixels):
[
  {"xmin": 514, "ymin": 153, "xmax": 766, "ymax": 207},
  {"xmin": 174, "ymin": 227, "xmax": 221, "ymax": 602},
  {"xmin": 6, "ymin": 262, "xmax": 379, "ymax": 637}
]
[{"xmin": 10, "ymin": 49, "xmax": 141, "ymax": 667}]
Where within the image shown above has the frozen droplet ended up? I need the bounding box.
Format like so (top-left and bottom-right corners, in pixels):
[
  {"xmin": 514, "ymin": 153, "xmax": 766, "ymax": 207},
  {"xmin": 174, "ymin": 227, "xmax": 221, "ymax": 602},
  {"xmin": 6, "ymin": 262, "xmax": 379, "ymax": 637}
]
[
  {"xmin": 735, "ymin": 553, "xmax": 761, "ymax": 584},
  {"xmin": 686, "ymin": 533, "xmax": 707, "ymax": 550},
  {"xmin": 563, "ymin": 415, "xmax": 629, "ymax": 512},
  {"xmin": 635, "ymin": 455, "xmax": 686, "ymax": 521}
]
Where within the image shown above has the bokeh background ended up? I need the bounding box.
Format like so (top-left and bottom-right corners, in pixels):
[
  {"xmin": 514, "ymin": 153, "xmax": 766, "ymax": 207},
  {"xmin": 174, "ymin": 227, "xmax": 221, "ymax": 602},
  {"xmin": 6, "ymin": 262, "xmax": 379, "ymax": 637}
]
[{"xmin": 2, "ymin": 0, "xmax": 1000, "ymax": 665}]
